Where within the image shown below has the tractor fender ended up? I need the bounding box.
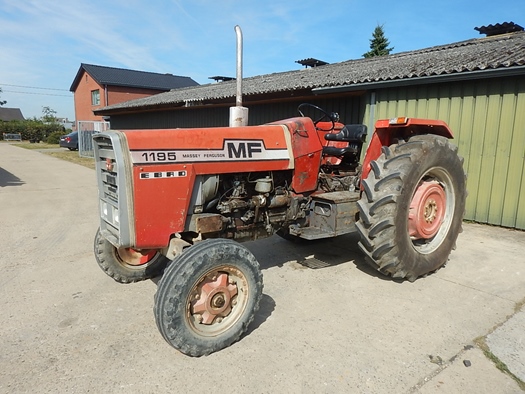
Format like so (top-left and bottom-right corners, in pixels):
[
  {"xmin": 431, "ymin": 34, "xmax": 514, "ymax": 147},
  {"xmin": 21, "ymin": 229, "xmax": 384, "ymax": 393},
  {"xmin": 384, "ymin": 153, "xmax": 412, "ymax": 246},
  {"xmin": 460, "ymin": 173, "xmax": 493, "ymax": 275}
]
[{"xmin": 361, "ymin": 118, "xmax": 454, "ymax": 183}]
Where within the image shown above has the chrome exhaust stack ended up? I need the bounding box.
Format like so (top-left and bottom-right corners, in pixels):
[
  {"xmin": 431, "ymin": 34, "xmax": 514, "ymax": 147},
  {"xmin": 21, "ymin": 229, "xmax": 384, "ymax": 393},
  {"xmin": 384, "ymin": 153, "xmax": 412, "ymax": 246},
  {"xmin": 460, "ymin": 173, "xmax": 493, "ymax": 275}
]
[{"xmin": 229, "ymin": 25, "xmax": 249, "ymax": 127}]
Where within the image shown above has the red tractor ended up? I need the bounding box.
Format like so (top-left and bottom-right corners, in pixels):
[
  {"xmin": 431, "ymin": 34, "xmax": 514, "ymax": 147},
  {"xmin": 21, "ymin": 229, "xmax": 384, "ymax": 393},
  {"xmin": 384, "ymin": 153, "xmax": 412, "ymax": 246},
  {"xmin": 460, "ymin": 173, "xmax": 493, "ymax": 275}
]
[{"xmin": 93, "ymin": 103, "xmax": 466, "ymax": 356}]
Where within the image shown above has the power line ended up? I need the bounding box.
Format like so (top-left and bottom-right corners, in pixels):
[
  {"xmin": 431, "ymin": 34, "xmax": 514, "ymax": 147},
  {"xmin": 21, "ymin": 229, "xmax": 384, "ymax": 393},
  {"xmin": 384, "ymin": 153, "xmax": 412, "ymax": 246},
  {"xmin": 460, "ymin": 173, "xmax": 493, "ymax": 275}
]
[
  {"xmin": 0, "ymin": 83, "xmax": 70, "ymax": 92},
  {"xmin": 1, "ymin": 89, "xmax": 72, "ymax": 97}
]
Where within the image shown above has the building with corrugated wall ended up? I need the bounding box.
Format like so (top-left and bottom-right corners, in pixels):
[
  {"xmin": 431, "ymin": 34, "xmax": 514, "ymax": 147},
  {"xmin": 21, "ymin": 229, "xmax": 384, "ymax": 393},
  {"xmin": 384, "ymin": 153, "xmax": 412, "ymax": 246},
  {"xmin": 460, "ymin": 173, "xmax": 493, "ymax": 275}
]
[{"xmin": 95, "ymin": 24, "xmax": 525, "ymax": 229}]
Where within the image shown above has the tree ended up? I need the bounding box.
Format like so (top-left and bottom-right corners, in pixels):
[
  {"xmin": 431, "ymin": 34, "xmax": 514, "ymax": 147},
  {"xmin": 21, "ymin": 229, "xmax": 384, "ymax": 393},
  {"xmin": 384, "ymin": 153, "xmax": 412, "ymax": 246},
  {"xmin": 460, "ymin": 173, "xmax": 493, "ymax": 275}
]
[
  {"xmin": 363, "ymin": 24, "xmax": 394, "ymax": 58},
  {"xmin": 41, "ymin": 106, "xmax": 57, "ymax": 123},
  {"xmin": 0, "ymin": 87, "xmax": 6, "ymax": 106}
]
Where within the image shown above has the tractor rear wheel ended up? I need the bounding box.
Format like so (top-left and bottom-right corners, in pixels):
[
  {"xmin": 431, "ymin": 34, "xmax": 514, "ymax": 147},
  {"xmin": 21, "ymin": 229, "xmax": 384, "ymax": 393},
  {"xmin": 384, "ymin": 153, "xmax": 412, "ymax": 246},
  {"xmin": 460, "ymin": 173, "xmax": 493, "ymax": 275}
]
[
  {"xmin": 356, "ymin": 135, "xmax": 466, "ymax": 281},
  {"xmin": 93, "ymin": 228, "xmax": 169, "ymax": 283},
  {"xmin": 154, "ymin": 239, "xmax": 263, "ymax": 356}
]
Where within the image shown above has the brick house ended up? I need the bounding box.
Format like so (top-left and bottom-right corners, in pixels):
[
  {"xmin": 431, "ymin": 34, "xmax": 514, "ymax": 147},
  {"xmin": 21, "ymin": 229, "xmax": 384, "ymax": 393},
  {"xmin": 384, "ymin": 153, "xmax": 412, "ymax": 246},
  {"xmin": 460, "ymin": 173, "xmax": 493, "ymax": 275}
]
[{"xmin": 69, "ymin": 63, "xmax": 199, "ymax": 125}]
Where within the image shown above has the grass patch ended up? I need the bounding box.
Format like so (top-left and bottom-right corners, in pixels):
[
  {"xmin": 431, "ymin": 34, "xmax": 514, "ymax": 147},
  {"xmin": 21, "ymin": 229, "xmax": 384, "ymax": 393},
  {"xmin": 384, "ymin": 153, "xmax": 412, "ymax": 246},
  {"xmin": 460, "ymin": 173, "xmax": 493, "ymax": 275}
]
[
  {"xmin": 514, "ymin": 298, "xmax": 525, "ymax": 314},
  {"xmin": 475, "ymin": 334, "xmax": 525, "ymax": 390},
  {"xmin": 43, "ymin": 150, "xmax": 96, "ymax": 170},
  {"xmin": 474, "ymin": 301, "xmax": 525, "ymax": 390},
  {"xmin": 12, "ymin": 141, "xmax": 59, "ymax": 150}
]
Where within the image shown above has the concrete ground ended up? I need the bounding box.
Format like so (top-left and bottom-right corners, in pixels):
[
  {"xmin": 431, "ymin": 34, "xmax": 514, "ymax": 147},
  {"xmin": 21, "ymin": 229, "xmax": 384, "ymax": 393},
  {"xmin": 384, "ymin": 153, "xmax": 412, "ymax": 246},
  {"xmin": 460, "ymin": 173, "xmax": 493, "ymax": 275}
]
[{"xmin": 0, "ymin": 142, "xmax": 523, "ymax": 393}]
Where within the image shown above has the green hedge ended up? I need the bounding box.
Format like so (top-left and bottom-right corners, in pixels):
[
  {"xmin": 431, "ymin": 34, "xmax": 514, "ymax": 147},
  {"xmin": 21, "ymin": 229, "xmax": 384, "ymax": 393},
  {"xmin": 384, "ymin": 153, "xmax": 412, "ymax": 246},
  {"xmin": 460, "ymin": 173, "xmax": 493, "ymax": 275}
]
[
  {"xmin": 46, "ymin": 131, "xmax": 67, "ymax": 144},
  {"xmin": 1, "ymin": 119, "xmax": 65, "ymax": 142}
]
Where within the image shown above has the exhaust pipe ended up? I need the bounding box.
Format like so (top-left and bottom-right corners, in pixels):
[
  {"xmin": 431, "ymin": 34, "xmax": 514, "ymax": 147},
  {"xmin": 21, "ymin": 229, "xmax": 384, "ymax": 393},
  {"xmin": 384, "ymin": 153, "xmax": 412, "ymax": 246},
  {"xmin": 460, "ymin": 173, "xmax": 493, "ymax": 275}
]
[{"xmin": 229, "ymin": 25, "xmax": 249, "ymax": 127}]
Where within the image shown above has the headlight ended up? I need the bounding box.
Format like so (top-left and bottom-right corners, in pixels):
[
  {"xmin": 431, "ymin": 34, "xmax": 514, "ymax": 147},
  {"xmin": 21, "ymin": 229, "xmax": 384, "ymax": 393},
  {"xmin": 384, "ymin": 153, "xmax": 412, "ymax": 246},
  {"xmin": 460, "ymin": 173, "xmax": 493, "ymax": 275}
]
[{"xmin": 100, "ymin": 201, "xmax": 119, "ymax": 227}]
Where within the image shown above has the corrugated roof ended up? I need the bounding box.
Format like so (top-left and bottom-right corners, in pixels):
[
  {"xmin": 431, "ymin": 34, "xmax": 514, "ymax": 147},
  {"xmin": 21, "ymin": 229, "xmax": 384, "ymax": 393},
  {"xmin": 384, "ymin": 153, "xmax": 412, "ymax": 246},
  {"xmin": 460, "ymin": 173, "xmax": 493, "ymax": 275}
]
[
  {"xmin": 0, "ymin": 107, "xmax": 25, "ymax": 121},
  {"xmin": 475, "ymin": 22, "xmax": 524, "ymax": 36},
  {"xmin": 95, "ymin": 31, "xmax": 525, "ymax": 115},
  {"xmin": 69, "ymin": 63, "xmax": 199, "ymax": 92}
]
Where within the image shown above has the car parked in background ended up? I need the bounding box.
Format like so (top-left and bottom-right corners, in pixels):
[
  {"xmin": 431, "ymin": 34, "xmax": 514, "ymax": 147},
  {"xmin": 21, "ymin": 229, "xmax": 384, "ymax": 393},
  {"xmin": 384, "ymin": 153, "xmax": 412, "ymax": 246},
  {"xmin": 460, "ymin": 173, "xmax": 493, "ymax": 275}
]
[{"xmin": 59, "ymin": 131, "xmax": 78, "ymax": 151}]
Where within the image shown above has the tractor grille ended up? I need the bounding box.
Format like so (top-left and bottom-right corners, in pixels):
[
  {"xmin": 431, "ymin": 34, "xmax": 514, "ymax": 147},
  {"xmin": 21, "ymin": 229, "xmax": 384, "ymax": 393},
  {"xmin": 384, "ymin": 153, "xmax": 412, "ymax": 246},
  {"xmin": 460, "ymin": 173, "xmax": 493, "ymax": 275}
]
[
  {"xmin": 95, "ymin": 136, "xmax": 118, "ymax": 204},
  {"xmin": 93, "ymin": 132, "xmax": 135, "ymax": 247},
  {"xmin": 93, "ymin": 134, "xmax": 123, "ymax": 245}
]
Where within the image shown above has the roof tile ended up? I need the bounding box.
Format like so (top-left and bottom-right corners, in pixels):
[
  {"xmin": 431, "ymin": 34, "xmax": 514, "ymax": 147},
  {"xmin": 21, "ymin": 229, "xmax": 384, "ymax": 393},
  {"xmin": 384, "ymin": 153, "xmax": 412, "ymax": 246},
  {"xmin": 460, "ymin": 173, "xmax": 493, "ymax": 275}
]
[
  {"xmin": 70, "ymin": 64, "xmax": 199, "ymax": 92},
  {"xmin": 96, "ymin": 31, "xmax": 525, "ymax": 114}
]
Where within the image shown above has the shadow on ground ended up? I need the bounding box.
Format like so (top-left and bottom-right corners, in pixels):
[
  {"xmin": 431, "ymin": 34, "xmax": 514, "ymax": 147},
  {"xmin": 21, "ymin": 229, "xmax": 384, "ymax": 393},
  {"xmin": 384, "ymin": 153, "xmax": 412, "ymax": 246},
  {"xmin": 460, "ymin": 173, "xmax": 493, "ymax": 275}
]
[
  {"xmin": 246, "ymin": 233, "xmax": 391, "ymax": 281},
  {"xmin": 0, "ymin": 167, "xmax": 24, "ymax": 187}
]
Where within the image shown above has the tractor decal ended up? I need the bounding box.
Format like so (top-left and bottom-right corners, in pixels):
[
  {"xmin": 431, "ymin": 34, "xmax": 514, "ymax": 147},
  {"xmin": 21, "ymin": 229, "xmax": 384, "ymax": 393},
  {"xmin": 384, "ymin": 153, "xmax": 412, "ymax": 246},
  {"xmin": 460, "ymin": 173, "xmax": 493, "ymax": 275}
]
[
  {"xmin": 130, "ymin": 139, "xmax": 290, "ymax": 164},
  {"xmin": 139, "ymin": 170, "xmax": 188, "ymax": 180}
]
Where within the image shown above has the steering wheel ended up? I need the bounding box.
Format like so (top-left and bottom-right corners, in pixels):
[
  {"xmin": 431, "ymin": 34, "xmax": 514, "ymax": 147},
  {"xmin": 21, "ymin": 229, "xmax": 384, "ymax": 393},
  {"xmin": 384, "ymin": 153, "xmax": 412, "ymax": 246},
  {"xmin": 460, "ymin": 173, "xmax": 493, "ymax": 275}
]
[{"xmin": 297, "ymin": 103, "xmax": 336, "ymax": 131}]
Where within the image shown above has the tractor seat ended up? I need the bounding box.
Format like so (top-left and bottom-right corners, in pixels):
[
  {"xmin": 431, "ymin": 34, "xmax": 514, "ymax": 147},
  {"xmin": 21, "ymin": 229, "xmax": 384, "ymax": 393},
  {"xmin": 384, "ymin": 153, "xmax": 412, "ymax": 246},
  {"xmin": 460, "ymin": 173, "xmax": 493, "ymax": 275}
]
[
  {"xmin": 322, "ymin": 124, "xmax": 367, "ymax": 157},
  {"xmin": 324, "ymin": 124, "xmax": 367, "ymax": 143}
]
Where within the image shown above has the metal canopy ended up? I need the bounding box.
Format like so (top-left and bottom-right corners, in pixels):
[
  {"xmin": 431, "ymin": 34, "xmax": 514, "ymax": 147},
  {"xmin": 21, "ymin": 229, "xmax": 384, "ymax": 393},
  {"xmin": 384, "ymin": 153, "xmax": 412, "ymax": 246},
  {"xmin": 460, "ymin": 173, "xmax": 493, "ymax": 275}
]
[
  {"xmin": 295, "ymin": 58, "xmax": 329, "ymax": 68},
  {"xmin": 475, "ymin": 22, "xmax": 524, "ymax": 37}
]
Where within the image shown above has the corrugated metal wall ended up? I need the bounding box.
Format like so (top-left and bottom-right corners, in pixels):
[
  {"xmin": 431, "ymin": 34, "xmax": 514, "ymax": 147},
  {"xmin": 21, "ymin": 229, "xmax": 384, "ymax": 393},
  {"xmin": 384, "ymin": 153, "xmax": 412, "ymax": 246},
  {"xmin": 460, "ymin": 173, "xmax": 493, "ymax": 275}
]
[
  {"xmin": 110, "ymin": 95, "xmax": 365, "ymax": 130},
  {"xmin": 110, "ymin": 106, "xmax": 230, "ymax": 129},
  {"xmin": 247, "ymin": 95, "xmax": 365, "ymax": 125},
  {"xmin": 364, "ymin": 76, "xmax": 525, "ymax": 229}
]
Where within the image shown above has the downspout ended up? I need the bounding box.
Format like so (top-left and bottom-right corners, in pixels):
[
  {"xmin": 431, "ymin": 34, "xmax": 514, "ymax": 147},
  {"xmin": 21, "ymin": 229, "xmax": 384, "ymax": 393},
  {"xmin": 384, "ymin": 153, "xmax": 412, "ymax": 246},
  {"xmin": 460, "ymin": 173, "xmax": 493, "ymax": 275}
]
[
  {"xmin": 368, "ymin": 91, "xmax": 376, "ymax": 132},
  {"xmin": 104, "ymin": 85, "xmax": 108, "ymax": 106}
]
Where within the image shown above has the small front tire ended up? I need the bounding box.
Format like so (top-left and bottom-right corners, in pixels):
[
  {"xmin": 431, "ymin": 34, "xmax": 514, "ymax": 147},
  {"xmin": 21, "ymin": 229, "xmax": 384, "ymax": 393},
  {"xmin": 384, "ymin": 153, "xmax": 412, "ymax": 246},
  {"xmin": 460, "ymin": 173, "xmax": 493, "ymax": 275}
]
[
  {"xmin": 93, "ymin": 228, "xmax": 168, "ymax": 283},
  {"xmin": 154, "ymin": 239, "xmax": 263, "ymax": 356}
]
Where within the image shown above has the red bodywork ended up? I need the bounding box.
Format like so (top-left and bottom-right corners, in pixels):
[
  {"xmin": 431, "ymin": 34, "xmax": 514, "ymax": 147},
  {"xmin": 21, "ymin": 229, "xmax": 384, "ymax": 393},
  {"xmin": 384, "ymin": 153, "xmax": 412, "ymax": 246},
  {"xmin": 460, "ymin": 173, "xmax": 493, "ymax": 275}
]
[
  {"xmin": 361, "ymin": 118, "xmax": 453, "ymax": 181},
  {"xmin": 118, "ymin": 116, "xmax": 453, "ymax": 249},
  {"xmin": 122, "ymin": 118, "xmax": 326, "ymax": 248}
]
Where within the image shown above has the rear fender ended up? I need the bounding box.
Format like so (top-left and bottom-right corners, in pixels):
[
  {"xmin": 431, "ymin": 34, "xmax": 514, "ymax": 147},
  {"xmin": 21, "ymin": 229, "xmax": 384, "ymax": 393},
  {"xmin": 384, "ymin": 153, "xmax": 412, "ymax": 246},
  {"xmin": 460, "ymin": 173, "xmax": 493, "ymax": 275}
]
[{"xmin": 361, "ymin": 118, "xmax": 454, "ymax": 182}]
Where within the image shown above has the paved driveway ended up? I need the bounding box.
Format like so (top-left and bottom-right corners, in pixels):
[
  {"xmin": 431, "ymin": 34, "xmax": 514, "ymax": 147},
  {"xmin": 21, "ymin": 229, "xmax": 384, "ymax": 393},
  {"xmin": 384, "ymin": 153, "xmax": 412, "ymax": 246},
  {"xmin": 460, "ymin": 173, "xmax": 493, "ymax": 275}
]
[{"xmin": 0, "ymin": 143, "xmax": 523, "ymax": 393}]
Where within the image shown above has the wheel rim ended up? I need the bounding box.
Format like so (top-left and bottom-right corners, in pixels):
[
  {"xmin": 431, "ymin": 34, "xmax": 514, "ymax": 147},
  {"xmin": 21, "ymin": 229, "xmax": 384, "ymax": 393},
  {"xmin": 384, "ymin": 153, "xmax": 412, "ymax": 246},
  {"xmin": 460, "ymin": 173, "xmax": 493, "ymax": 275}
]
[
  {"xmin": 116, "ymin": 248, "xmax": 157, "ymax": 267},
  {"xmin": 408, "ymin": 180, "xmax": 446, "ymax": 239},
  {"xmin": 187, "ymin": 266, "xmax": 249, "ymax": 337},
  {"xmin": 408, "ymin": 167, "xmax": 455, "ymax": 254}
]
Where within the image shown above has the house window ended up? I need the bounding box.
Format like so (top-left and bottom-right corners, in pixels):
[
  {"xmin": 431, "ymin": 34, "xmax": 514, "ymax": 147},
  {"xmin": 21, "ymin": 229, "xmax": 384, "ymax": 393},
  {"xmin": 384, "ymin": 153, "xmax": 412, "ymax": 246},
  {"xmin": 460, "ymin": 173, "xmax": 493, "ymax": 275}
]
[{"xmin": 91, "ymin": 89, "xmax": 100, "ymax": 106}]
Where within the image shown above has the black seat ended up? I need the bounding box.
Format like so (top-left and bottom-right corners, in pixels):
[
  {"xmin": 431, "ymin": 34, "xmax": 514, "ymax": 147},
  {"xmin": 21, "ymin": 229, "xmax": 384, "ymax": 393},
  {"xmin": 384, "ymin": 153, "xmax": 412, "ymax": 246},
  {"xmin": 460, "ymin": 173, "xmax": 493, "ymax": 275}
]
[
  {"xmin": 324, "ymin": 124, "xmax": 367, "ymax": 143},
  {"xmin": 322, "ymin": 145, "xmax": 358, "ymax": 157},
  {"xmin": 322, "ymin": 124, "xmax": 367, "ymax": 159}
]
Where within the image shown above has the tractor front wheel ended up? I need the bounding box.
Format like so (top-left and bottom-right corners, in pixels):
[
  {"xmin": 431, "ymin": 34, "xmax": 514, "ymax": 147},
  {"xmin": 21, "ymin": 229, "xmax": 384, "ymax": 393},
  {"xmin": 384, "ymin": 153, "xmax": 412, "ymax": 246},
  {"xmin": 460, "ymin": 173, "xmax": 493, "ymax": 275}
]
[
  {"xmin": 356, "ymin": 135, "xmax": 466, "ymax": 281},
  {"xmin": 154, "ymin": 239, "xmax": 263, "ymax": 356},
  {"xmin": 93, "ymin": 228, "xmax": 169, "ymax": 283}
]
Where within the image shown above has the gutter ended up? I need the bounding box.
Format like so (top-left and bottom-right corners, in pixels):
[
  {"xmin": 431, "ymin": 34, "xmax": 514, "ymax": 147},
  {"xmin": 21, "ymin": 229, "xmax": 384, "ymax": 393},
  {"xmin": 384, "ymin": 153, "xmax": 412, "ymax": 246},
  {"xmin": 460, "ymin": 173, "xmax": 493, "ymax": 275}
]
[{"xmin": 312, "ymin": 66, "xmax": 525, "ymax": 94}]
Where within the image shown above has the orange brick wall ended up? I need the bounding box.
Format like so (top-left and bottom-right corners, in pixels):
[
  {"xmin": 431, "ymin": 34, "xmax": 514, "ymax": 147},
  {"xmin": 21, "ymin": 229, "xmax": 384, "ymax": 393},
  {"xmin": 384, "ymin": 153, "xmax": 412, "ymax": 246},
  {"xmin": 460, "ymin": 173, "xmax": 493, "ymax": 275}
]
[
  {"xmin": 73, "ymin": 71, "xmax": 104, "ymax": 122},
  {"xmin": 73, "ymin": 70, "xmax": 166, "ymax": 123},
  {"xmin": 107, "ymin": 86, "xmax": 164, "ymax": 106}
]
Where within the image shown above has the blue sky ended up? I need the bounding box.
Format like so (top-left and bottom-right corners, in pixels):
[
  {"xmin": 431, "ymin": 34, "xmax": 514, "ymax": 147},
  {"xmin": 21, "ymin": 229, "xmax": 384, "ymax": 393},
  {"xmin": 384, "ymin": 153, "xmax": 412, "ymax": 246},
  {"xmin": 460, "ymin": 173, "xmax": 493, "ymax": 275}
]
[{"xmin": 1, "ymin": 0, "xmax": 523, "ymax": 121}]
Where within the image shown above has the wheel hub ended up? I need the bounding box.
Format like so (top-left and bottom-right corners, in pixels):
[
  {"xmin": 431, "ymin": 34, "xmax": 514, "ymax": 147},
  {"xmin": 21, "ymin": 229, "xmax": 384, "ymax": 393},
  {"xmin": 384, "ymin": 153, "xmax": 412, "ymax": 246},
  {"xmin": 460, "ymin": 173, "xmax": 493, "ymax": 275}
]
[
  {"xmin": 117, "ymin": 248, "xmax": 156, "ymax": 266},
  {"xmin": 191, "ymin": 273, "xmax": 238, "ymax": 325},
  {"xmin": 408, "ymin": 180, "xmax": 446, "ymax": 239}
]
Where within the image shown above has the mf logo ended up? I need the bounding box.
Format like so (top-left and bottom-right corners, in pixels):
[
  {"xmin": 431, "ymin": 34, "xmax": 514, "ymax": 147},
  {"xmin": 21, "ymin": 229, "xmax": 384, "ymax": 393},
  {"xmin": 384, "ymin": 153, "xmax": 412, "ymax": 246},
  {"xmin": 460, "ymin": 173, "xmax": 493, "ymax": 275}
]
[{"xmin": 227, "ymin": 141, "xmax": 263, "ymax": 158}]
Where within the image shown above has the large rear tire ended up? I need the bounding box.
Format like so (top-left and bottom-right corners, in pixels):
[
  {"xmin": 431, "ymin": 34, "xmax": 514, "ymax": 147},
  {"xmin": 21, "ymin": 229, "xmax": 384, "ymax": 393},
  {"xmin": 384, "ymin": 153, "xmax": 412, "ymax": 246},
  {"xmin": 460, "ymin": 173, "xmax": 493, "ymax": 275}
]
[
  {"xmin": 356, "ymin": 135, "xmax": 466, "ymax": 281},
  {"xmin": 93, "ymin": 228, "xmax": 169, "ymax": 283},
  {"xmin": 154, "ymin": 239, "xmax": 263, "ymax": 356}
]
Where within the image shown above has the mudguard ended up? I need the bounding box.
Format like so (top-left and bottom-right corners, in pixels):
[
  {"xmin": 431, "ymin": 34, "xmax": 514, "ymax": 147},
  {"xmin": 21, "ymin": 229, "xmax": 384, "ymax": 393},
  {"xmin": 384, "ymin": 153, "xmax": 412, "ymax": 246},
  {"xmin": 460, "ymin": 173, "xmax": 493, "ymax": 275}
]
[{"xmin": 361, "ymin": 118, "xmax": 454, "ymax": 182}]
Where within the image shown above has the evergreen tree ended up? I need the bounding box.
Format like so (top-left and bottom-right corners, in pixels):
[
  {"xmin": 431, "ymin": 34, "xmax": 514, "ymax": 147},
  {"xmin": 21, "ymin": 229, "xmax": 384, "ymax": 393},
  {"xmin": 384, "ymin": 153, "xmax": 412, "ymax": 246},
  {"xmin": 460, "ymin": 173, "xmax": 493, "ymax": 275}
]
[{"xmin": 363, "ymin": 24, "xmax": 394, "ymax": 58}]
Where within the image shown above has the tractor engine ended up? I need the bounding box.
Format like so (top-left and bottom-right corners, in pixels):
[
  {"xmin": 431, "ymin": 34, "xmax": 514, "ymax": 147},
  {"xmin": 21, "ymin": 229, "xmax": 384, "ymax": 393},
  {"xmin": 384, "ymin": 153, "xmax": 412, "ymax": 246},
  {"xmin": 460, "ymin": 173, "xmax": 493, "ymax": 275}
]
[{"xmin": 192, "ymin": 171, "xmax": 309, "ymax": 242}]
